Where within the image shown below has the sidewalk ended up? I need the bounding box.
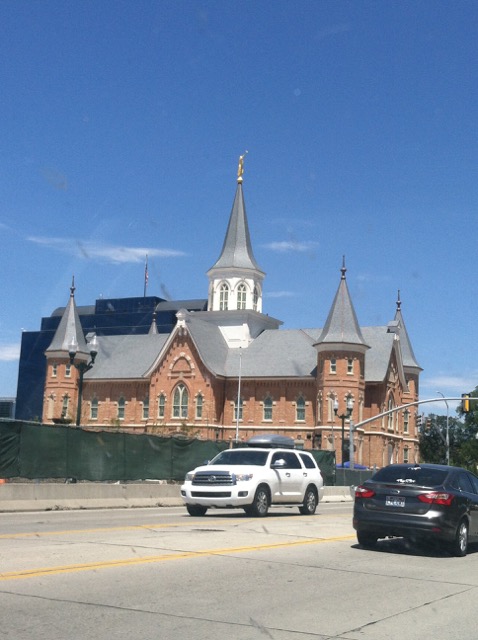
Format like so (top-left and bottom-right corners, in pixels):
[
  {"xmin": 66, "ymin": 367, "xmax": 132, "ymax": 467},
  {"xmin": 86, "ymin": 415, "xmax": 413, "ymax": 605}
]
[{"xmin": 0, "ymin": 483, "xmax": 354, "ymax": 512}]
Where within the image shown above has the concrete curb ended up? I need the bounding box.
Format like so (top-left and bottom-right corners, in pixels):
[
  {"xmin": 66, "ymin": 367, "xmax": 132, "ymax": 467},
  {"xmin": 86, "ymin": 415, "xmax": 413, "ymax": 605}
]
[{"xmin": 0, "ymin": 483, "xmax": 354, "ymax": 512}]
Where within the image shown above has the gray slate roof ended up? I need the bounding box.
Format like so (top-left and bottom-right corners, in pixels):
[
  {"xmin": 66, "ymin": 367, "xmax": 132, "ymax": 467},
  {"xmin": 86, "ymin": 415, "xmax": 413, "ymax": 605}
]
[
  {"xmin": 85, "ymin": 334, "xmax": 168, "ymax": 380},
  {"xmin": 315, "ymin": 269, "xmax": 368, "ymax": 348},
  {"xmin": 208, "ymin": 183, "xmax": 264, "ymax": 274},
  {"xmin": 46, "ymin": 289, "xmax": 89, "ymax": 357}
]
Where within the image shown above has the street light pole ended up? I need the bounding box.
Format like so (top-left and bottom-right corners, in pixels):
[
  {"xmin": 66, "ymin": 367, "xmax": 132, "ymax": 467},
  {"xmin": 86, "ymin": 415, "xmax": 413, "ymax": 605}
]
[
  {"xmin": 69, "ymin": 336, "xmax": 98, "ymax": 426},
  {"xmin": 334, "ymin": 397, "xmax": 354, "ymax": 467},
  {"xmin": 437, "ymin": 391, "xmax": 450, "ymax": 466},
  {"xmin": 235, "ymin": 347, "xmax": 242, "ymax": 443}
]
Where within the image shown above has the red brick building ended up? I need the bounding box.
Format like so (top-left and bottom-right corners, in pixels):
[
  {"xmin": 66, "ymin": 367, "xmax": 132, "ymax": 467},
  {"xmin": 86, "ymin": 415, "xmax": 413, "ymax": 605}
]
[{"xmin": 43, "ymin": 165, "xmax": 421, "ymax": 468}]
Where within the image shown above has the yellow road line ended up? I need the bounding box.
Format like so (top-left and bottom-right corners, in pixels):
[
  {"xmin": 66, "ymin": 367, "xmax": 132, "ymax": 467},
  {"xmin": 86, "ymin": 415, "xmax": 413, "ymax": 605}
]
[{"xmin": 0, "ymin": 534, "xmax": 355, "ymax": 581}]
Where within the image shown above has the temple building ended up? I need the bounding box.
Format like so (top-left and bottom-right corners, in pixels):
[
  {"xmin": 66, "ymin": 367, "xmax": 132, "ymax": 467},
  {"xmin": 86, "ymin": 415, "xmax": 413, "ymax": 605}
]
[{"xmin": 39, "ymin": 159, "xmax": 421, "ymax": 468}]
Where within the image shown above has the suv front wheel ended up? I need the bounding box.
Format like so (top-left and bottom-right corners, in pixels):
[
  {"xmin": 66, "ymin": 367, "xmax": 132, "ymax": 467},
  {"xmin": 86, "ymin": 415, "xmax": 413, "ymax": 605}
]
[{"xmin": 246, "ymin": 485, "xmax": 270, "ymax": 517}]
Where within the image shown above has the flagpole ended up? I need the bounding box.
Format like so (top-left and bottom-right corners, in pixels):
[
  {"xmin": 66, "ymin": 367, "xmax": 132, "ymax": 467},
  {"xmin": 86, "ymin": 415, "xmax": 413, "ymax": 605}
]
[{"xmin": 144, "ymin": 255, "xmax": 148, "ymax": 297}]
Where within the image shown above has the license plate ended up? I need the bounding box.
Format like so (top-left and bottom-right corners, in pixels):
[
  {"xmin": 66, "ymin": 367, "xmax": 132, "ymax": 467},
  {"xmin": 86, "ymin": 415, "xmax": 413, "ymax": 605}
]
[{"xmin": 386, "ymin": 496, "xmax": 405, "ymax": 507}]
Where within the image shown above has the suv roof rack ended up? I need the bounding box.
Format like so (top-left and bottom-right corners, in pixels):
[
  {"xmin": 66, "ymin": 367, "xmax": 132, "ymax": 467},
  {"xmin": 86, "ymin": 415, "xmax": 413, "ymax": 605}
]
[{"xmin": 246, "ymin": 434, "xmax": 296, "ymax": 449}]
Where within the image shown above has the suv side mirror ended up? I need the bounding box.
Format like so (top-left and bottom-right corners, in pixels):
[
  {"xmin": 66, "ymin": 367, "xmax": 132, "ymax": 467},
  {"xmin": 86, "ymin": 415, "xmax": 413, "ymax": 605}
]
[{"xmin": 271, "ymin": 459, "xmax": 287, "ymax": 469}]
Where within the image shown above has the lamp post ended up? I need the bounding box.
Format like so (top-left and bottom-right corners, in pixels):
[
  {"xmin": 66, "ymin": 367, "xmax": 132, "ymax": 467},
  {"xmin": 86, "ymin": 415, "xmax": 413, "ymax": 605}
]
[
  {"xmin": 334, "ymin": 397, "xmax": 354, "ymax": 467},
  {"xmin": 69, "ymin": 336, "xmax": 98, "ymax": 426},
  {"xmin": 437, "ymin": 391, "xmax": 450, "ymax": 466},
  {"xmin": 235, "ymin": 347, "xmax": 242, "ymax": 443}
]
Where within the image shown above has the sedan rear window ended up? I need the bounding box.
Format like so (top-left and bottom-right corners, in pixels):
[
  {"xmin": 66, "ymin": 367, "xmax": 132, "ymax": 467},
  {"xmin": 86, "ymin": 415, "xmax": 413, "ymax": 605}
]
[{"xmin": 371, "ymin": 466, "xmax": 448, "ymax": 487}]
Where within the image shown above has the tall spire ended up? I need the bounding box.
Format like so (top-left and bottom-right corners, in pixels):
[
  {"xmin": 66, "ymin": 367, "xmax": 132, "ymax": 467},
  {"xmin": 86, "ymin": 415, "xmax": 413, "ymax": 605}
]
[
  {"xmin": 315, "ymin": 259, "xmax": 369, "ymax": 351},
  {"xmin": 207, "ymin": 155, "xmax": 265, "ymax": 313},
  {"xmin": 45, "ymin": 277, "xmax": 89, "ymax": 359},
  {"xmin": 394, "ymin": 291, "xmax": 421, "ymax": 370},
  {"xmin": 208, "ymin": 164, "xmax": 263, "ymax": 273}
]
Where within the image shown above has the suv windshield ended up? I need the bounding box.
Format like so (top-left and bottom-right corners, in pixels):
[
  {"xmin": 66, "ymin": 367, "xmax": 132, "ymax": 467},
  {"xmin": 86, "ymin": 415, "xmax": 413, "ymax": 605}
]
[
  {"xmin": 372, "ymin": 465, "xmax": 448, "ymax": 487},
  {"xmin": 210, "ymin": 450, "xmax": 269, "ymax": 466}
]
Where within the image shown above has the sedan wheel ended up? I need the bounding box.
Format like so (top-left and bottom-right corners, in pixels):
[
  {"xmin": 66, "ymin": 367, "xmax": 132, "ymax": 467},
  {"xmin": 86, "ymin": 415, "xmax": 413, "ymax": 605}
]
[{"xmin": 450, "ymin": 519, "xmax": 468, "ymax": 557}]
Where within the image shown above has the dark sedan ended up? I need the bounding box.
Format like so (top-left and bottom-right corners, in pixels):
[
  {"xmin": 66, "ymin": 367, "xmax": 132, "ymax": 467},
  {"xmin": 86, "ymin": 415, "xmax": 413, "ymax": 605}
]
[{"xmin": 353, "ymin": 463, "xmax": 478, "ymax": 556}]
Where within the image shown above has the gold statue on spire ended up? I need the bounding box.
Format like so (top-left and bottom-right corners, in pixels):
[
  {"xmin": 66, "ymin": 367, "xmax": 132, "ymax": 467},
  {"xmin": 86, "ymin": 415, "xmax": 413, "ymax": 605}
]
[{"xmin": 237, "ymin": 151, "xmax": 248, "ymax": 183}]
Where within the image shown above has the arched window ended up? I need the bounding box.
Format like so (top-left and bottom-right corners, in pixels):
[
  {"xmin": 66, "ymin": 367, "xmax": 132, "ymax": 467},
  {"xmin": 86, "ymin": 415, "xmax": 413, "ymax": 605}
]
[
  {"xmin": 237, "ymin": 283, "xmax": 247, "ymax": 310},
  {"xmin": 253, "ymin": 286, "xmax": 258, "ymax": 312},
  {"xmin": 387, "ymin": 396, "xmax": 394, "ymax": 431},
  {"xmin": 263, "ymin": 396, "xmax": 273, "ymax": 421},
  {"xmin": 158, "ymin": 394, "xmax": 166, "ymax": 419},
  {"xmin": 219, "ymin": 283, "xmax": 229, "ymax": 310},
  {"xmin": 296, "ymin": 396, "xmax": 305, "ymax": 422},
  {"xmin": 196, "ymin": 394, "xmax": 203, "ymax": 419},
  {"xmin": 173, "ymin": 384, "xmax": 188, "ymax": 418},
  {"xmin": 90, "ymin": 397, "xmax": 98, "ymax": 420},
  {"xmin": 118, "ymin": 396, "xmax": 125, "ymax": 420},
  {"xmin": 142, "ymin": 396, "xmax": 149, "ymax": 420}
]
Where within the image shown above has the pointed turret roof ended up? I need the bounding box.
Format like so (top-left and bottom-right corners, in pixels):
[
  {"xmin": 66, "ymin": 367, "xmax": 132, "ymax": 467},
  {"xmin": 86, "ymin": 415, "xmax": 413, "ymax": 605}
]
[
  {"xmin": 208, "ymin": 180, "xmax": 264, "ymax": 275},
  {"xmin": 45, "ymin": 278, "xmax": 89, "ymax": 358},
  {"xmin": 315, "ymin": 259, "xmax": 369, "ymax": 351},
  {"xmin": 394, "ymin": 290, "xmax": 421, "ymax": 370}
]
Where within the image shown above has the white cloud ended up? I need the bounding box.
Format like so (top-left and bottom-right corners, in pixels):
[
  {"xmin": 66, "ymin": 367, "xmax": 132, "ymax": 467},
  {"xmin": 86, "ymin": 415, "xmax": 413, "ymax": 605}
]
[
  {"xmin": 27, "ymin": 237, "xmax": 186, "ymax": 264},
  {"xmin": 0, "ymin": 344, "xmax": 20, "ymax": 362},
  {"xmin": 421, "ymin": 375, "xmax": 478, "ymax": 394},
  {"xmin": 262, "ymin": 240, "xmax": 319, "ymax": 253}
]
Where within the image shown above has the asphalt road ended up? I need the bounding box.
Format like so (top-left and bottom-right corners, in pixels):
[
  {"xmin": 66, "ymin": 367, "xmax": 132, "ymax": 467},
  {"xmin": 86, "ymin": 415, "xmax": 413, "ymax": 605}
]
[{"xmin": 1, "ymin": 503, "xmax": 478, "ymax": 640}]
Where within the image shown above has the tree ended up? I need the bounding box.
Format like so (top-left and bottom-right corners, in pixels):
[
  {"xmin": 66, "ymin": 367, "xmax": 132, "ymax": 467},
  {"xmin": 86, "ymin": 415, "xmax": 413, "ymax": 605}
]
[
  {"xmin": 419, "ymin": 414, "xmax": 463, "ymax": 464},
  {"xmin": 419, "ymin": 388, "xmax": 478, "ymax": 471}
]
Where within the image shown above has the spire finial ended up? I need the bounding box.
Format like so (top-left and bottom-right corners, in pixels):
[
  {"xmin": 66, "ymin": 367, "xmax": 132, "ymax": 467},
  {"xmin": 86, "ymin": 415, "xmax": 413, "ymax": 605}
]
[
  {"xmin": 341, "ymin": 255, "xmax": 347, "ymax": 279},
  {"xmin": 396, "ymin": 289, "xmax": 401, "ymax": 310},
  {"xmin": 70, "ymin": 276, "xmax": 75, "ymax": 297},
  {"xmin": 237, "ymin": 151, "xmax": 248, "ymax": 183}
]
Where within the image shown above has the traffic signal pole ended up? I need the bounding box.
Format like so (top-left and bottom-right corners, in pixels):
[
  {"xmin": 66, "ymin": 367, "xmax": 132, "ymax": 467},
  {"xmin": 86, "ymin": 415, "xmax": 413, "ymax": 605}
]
[{"xmin": 351, "ymin": 396, "xmax": 477, "ymax": 468}]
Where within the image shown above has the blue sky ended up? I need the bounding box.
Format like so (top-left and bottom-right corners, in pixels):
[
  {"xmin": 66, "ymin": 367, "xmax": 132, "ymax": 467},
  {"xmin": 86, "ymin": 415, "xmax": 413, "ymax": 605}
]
[{"xmin": 1, "ymin": 1, "xmax": 476, "ymax": 416}]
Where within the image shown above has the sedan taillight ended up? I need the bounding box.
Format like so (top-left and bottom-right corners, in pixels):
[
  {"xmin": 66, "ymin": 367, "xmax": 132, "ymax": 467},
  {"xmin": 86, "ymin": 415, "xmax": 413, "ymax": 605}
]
[
  {"xmin": 418, "ymin": 492, "xmax": 454, "ymax": 506},
  {"xmin": 355, "ymin": 485, "xmax": 375, "ymax": 499}
]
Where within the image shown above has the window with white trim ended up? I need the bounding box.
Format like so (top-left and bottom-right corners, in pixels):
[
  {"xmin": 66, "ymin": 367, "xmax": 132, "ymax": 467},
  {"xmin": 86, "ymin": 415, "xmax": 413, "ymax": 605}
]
[
  {"xmin": 142, "ymin": 396, "xmax": 149, "ymax": 420},
  {"xmin": 237, "ymin": 284, "xmax": 246, "ymax": 310},
  {"xmin": 263, "ymin": 396, "xmax": 273, "ymax": 421},
  {"xmin": 234, "ymin": 397, "xmax": 243, "ymax": 422},
  {"xmin": 158, "ymin": 394, "xmax": 166, "ymax": 419},
  {"xmin": 90, "ymin": 397, "xmax": 98, "ymax": 420},
  {"xmin": 196, "ymin": 394, "xmax": 203, "ymax": 419},
  {"xmin": 296, "ymin": 396, "xmax": 305, "ymax": 421},
  {"xmin": 118, "ymin": 396, "xmax": 125, "ymax": 420},
  {"xmin": 173, "ymin": 384, "xmax": 188, "ymax": 418},
  {"xmin": 219, "ymin": 283, "xmax": 229, "ymax": 310}
]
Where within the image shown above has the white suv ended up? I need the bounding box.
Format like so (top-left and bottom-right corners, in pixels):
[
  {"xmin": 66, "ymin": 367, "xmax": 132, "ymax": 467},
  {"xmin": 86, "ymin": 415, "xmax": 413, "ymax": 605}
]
[{"xmin": 181, "ymin": 436, "xmax": 324, "ymax": 517}]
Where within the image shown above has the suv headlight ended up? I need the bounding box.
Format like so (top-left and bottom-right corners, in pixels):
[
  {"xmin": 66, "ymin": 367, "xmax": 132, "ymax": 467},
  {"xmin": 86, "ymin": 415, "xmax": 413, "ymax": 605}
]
[
  {"xmin": 234, "ymin": 473, "xmax": 254, "ymax": 482},
  {"xmin": 185, "ymin": 472, "xmax": 195, "ymax": 482}
]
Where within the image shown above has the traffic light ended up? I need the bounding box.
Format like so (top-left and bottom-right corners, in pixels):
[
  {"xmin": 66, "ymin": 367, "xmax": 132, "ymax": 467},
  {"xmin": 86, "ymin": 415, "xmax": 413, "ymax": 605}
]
[{"xmin": 462, "ymin": 394, "xmax": 471, "ymax": 413}]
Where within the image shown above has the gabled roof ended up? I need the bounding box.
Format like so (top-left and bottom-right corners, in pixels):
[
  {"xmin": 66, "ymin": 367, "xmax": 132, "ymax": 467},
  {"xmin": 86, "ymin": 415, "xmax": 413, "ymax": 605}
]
[
  {"xmin": 207, "ymin": 183, "xmax": 264, "ymax": 275},
  {"xmin": 315, "ymin": 261, "xmax": 369, "ymax": 350},
  {"xmin": 85, "ymin": 334, "xmax": 168, "ymax": 380}
]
